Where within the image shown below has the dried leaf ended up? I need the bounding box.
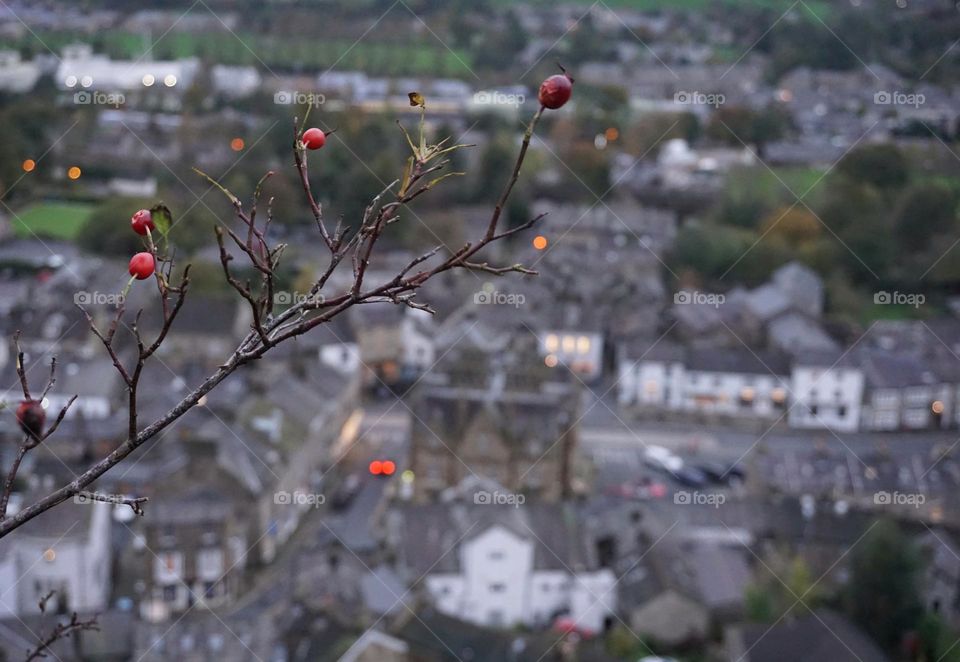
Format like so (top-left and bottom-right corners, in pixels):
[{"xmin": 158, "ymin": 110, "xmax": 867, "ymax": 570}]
[{"xmin": 408, "ymin": 92, "xmax": 426, "ymax": 108}]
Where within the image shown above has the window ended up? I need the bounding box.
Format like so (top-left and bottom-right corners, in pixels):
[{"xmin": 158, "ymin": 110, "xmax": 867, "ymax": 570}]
[
  {"xmin": 809, "ymin": 404, "xmax": 818, "ymax": 416},
  {"xmin": 490, "ymin": 583, "xmax": 506, "ymax": 593},
  {"xmin": 545, "ymin": 334, "xmax": 559, "ymax": 353},
  {"xmin": 489, "ymin": 550, "xmax": 505, "ymax": 561},
  {"xmin": 576, "ymin": 336, "xmax": 591, "ymax": 354},
  {"xmin": 163, "ymin": 585, "xmax": 177, "ymax": 602},
  {"xmin": 838, "ymin": 405, "xmax": 847, "ymax": 417},
  {"xmin": 155, "ymin": 552, "xmax": 183, "ymax": 583},
  {"xmin": 196, "ymin": 549, "xmax": 223, "ymax": 580}
]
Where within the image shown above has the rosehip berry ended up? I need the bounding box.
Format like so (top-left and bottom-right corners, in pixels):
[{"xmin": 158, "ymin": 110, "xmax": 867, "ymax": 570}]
[
  {"xmin": 128, "ymin": 252, "xmax": 155, "ymax": 280},
  {"xmin": 538, "ymin": 73, "xmax": 574, "ymax": 110},
  {"xmin": 302, "ymin": 128, "xmax": 326, "ymax": 150},
  {"xmin": 131, "ymin": 209, "xmax": 154, "ymax": 235},
  {"xmin": 16, "ymin": 400, "xmax": 45, "ymax": 440}
]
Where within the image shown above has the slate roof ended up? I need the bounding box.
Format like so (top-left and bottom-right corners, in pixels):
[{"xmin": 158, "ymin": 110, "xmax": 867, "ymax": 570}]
[
  {"xmin": 685, "ymin": 346, "xmax": 790, "ymax": 376},
  {"xmin": 733, "ymin": 609, "xmax": 889, "ymax": 662},
  {"xmin": 858, "ymin": 348, "xmax": 940, "ymax": 389},
  {"xmin": 389, "ymin": 501, "xmax": 596, "ymax": 576}
]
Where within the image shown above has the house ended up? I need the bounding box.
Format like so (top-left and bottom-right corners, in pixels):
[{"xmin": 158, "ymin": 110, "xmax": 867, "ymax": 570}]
[
  {"xmin": 858, "ymin": 349, "xmax": 950, "ymax": 431},
  {"xmin": 673, "ymin": 261, "xmax": 833, "ymax": 354},
  {"xmin": 136, "ymin": 438, "xmax": 253, "ymax": 620},
  {"xmin": 725, "ymin": 609, "xmax": 889, "ymax": 662},
  {"xmin": 385, "ymin": 500, "xmax": 616, "ymax": 632},
  {"xmin": 407, "ymin": 330, "xmax": 580, "ymax": 502},
  {"xmin": 623, "ymin": 522, "xmax": 753, "ymax": 645},
  {"xmin": 352, "ymin": 305, "xmax": 435, "ymax": 392},
  {"xmin": 42, "ymin": 356, "xmax": 122, "ymax": 420},
  {"xmin": 619, "ymin": 342, "xmax": 791, "ymax": 421},
  {"xmin": 788, "ymin": 351, "xmax": 865, "ymax": 433},
  {"xmin": 0, "ymin": 491, "xmax": 112, "ymax": 618},
  {"xmin": 146, "ymin": 294, "xmax": 252, "ymax": 362},
  {"xmin": 55, "ymin": 44, "xmax": 199, "ymax": 100},
  {"xmin": 916, "ymin": 528, "xmax": 960, "ymax": 627},
  {"xmin": 0, "ymin": 50, "xmax": 40, "ymax": 93}
]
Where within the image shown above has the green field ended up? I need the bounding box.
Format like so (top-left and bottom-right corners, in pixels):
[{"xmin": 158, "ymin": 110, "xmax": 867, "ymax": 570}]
[
  {"xmin": 4, "ymin": 31, "xmax": 474, "ymax": 78},
  {"xmin": 491, "ymin": 0, "xmax": 831, "ymax": 15},
  {"xmin": 11, "ymin": 202, "xmax": 95, "ymax": 240}
]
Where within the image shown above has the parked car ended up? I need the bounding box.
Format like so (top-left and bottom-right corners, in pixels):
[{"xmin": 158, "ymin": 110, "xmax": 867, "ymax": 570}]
[
  {"xmin": 674, "ymin": 466, "xmax": 708, "ymax": 488},
  {"xmin": 697, "ymin": 460, "xmax": 745, "ymax": 484},
  {"xmin": 644, "ymin": 445, "xmax": 683, "ymax": 474}
]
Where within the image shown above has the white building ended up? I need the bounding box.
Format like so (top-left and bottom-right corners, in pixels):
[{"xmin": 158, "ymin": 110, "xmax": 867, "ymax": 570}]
[
  {"xmin": 619, "ymin": 343, "xmax": 790, "ymax": 420},
  {"xmin": 0, "ymin": 496, "xmax": 112, "ymax": 618},
  {"xmin": 788, "ymin": 351, "xmax": 864, "ymax": 432},
  {"xmin": 55, "ymin": 44, "xmax": 199, "ymax": 94},
  {"xmin": 391, "ymin": 499, "xmax": 615, "ymax": 632},
  {"xmin": 0, "ymin": 51, "xmax": 41, "ymax": 93},
  {"xmin": 541, "ymin": 329, "xmax": 604, "ymax": 381}
]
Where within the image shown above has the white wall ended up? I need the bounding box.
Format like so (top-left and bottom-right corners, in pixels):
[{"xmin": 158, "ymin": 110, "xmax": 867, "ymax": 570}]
[
  {"xmin": 0, "ymin": 502, "xmax": 112, "ymax": 616},
  {"xmin": 422, "ymin": 524, "xmax": 616, "ymax": 631},
  {"xmin": 789, "ymin": 366, "xmax": 864, "ymax": 432}
]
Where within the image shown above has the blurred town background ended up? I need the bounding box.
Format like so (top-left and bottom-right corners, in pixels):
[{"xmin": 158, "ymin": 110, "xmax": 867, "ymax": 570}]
[{"xmin": 1, "ymin": 0, "xmax": 960, "ymax": 660}]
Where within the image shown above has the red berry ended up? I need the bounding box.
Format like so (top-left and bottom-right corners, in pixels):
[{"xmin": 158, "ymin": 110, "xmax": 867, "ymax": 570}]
[
  {"xmin": 302, "ymin": 128, "xmax": 326, "ymax": 150},
  {"xmin": 16, "ymin": 400, "xmax": 45, "ymax": 440},
  {"xmin": 128, "ymin": 252, "xmax": 155, "ymax": 280},
  {"xmin": 538, "ymin": 73, "xmax": 574, "ymax": 110},
  {"xmin": 131, "ymin": 209, "xmax": 154, "ymax": 235}
]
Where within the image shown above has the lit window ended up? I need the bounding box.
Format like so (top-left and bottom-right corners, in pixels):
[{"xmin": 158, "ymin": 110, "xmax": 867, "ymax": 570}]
[
  {"xmin": 576, "ymin": 336, "xmax": 591, "ymax": 354},
  {"xmin": 142, "ymin": 74, "xmax": 155, "ymax": 87},
  {"xmin": 562, "ymin": 336, "xmax": 576, "ymax": 353},
  {"xmin": 545, "ymin": 334, "xmax": 559, "ymax": 352}
]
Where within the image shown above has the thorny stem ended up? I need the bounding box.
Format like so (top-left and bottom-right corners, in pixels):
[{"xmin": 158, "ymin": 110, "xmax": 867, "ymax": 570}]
[{"xmin": 0, "ymin": 102, "xmax": 549, "ymax": 538}]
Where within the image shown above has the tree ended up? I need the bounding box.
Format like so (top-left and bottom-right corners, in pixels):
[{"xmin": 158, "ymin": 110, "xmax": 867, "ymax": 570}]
[
  {"xmin": 835, "ymin": 144, "xmax": 910, "ymax": 192},
  {"xmin": 844, "ymin": 519, "xmax": 923, "ymax": 651},
  {"xmin": 0, "ymin": 88, "xmax": 557, "ymax": 538},
  {"xmin": 759, "ymin": 206, "xmax": 822, "ymax": 247},
  {"xmin": 706, "ymin": 105, "xmax": 791, "ymax": 158},
  {"xmin": 745, "ymin": 554, "xmax": 825, "ymax": 623},
  {"xmin": 893, "ymin": 181, "xmax": 958, "ymax": 252}
]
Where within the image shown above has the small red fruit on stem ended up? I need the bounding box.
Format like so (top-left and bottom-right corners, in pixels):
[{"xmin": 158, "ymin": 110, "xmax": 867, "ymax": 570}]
[
  {"xmin": 128, "ymin": 252, "xmax": 155, "ymax": 280},
  {"xmin": 130, "ymin": 209, "xmax": 154, "ymax": 235},
  {"xmin": 16, "ymin": 400, "xmax": 45, "ymax": 440},
  {"xmin": 538, "ymin": 66, "xmax": 574, "ymax": 110},
  {"xmin": 302, "ymin": 128, "xmax": 326, "ymax": 150}
]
